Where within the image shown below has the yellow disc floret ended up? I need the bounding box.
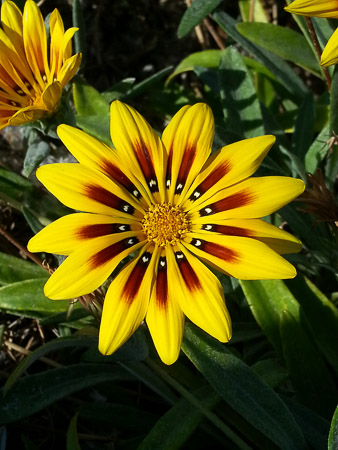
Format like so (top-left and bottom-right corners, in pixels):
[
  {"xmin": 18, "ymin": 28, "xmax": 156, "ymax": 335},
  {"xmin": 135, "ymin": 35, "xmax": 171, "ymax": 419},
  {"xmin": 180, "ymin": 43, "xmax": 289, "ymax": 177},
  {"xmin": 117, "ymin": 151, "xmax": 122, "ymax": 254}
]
[{"xmin": 142, "ymin": 203, "xmax": 190, "ymax": 247}]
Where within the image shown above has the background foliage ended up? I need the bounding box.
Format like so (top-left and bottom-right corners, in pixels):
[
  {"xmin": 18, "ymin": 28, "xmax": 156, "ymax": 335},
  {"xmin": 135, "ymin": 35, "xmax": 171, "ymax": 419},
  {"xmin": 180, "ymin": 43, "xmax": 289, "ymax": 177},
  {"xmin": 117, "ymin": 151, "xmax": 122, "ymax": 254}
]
[{"xmin": 0, "ymin": 0, "xmax": 337, "ymax": 449}]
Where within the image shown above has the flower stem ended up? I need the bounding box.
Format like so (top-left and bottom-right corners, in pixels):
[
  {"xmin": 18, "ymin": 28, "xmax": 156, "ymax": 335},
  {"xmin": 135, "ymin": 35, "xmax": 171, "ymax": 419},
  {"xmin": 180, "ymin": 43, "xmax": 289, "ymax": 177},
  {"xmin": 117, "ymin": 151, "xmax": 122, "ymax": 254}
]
[{"xmin": 306, "ymin": 17, "xmax": 331, "ymax": 92}]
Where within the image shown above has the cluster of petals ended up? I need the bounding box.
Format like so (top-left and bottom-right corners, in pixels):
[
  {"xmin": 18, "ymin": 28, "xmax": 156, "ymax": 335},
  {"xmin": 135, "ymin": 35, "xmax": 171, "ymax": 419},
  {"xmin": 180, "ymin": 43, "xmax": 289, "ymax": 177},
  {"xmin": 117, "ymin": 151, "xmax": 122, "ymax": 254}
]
[
  {"xmin": 285, "ymin": 0, "xmax": 338, "ymax": 66},
  {"xmin": 28, "ymin": 101, "xmax": 305, "ymax": 365},
  {"xmin": 0, "ymin": 0, "xmax": 81, "ymax": 129}
]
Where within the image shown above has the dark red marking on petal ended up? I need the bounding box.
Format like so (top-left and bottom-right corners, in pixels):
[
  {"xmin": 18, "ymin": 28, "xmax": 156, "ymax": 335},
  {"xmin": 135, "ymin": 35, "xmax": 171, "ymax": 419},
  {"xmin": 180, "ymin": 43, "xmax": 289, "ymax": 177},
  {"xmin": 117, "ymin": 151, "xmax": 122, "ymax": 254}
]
[
  {"xmin": 191, "ymin": 238, "xmax": 238, "ymax": 263},
  {"xmin": 156, "ymin": 256, "xmax": 168, "ymax": 309},
  {"xmin": 199, "ymin": 190, "xmax": 252, "ymax": 216},
  {"xmin": 89, "ymin": 236, "xmax": 139, "ymax": 269},
  {"xmin": 101, "ymin": 160, "xmax": 141, "ymax": 199},
  {"xmin": 84, "ymin": 184, "xmax": 135, "ymax": 215},
  {"xmin": 77, "ymin": 223, "xmax": 131, "ymax": 239},
  {"xmin": 165, "ymin": 146, "xmax": 173, "ymax": 189},
  {"xmin": 175, "ymin": 144, "xmax": 196, "ymax": 194},
  {"xmin": 202, "ymin": 224, "xmax": 252, "ymax": 237},
  {"xmin": 189, "ymin": 161, "xmax": 231, "ymax": 201},
  {"xmin": 133, "ymin": 139, "xmax": 158, "ymax": 193},
  {"xmin": 175, "ymin": 252, "xmax": 201, "ymax": 292},
  {"xmin": 122, "ymin": 251, "xmax": 152, "ymax": 304}
]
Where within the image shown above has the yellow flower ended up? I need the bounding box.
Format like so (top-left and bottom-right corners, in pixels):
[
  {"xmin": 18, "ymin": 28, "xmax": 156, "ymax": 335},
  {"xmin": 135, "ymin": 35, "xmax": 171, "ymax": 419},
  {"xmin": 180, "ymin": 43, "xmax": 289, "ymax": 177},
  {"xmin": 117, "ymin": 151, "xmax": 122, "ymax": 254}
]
[
  {"xmin": 0, "ymin": 0, "xmax": 81, "ymax": 129},
  {"xmin": 28, "ymin": 101, "xmax": 305, "ymax": 365},
  {"xmin": 285, "ymin": 0, "xmax": 338, "ymax": 66}
]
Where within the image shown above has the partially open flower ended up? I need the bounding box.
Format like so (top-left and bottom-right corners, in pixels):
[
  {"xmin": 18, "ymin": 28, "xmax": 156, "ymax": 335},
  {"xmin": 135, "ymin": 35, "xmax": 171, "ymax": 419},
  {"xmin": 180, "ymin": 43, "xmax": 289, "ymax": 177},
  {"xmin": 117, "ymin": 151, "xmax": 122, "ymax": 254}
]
[
  {"xmin": 0, "ymin": 0, "xmax": 81, "ymax": 129},
  {"xmin": 285, "ymin": 0, "xmax": 338, "ymax": 66},
  {"xmin": 28, "ymin": 101, "xmax": 305, "ymax": 365}
]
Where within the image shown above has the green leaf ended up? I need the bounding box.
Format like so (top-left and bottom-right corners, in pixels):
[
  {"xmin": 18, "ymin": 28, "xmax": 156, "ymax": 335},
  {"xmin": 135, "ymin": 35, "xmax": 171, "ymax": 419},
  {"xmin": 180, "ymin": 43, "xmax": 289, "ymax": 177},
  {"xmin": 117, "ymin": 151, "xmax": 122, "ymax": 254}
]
[
  {"xmin": 66, "ymin": 413, "xmax": 81, "ymax": 450},
  {"xmin": 102, "ymin": 77, "xmax": 136, "ymax": 102},
  {"xmin": 72, "ymin": 0, "xmax": 86, "ymax": 65},
  {"xmin": 0, "ymin": 364, "xmax": 134, "ymax": 424},
  {"xmin": 305, "ymin": 124, "xmax": 330, "ymax": 173},
  {"xmin": 0, "ymin": 252, "xmax": 48, "ymax": 285},
  {"xmin": 182, "ymin": 323, "xmax": 306, "ymax": 450},
  {"xmin": 177, "ymin": 0, "xmax": 223, "ymax": 38},
  {"xmin": 329, "ymin": 406, "xmax": 338, "ymax": 450},
  {"xmin": 285, "ymin": 276, "xmax": 338, "ymax": 374},
  {"xmin": 21, "ymin": 206, "xmax": 45, "ymax": 234},
  {"xmin": 0, "ymin": 167, "xmax": 33, "ymax": 210},
  {"xmin": 291, "ymin": 93, "xmax": 315, "ymax": 160},
  {"xmin": 218, "ymin": 46, "xmax": 264, "ymax": 138},
  {"xmin": 239, "ymin": 279, "xmax": 301, "ymax": 355},
  {"xmin": 213, "ymin": 11, "xmax": 308, "ymax": 102},
  {"xmin": 0, "ymin": 279, "xmax": 71, "ymax": 318},
  {"xmin": 237, "ymin": 22, "xmax": 321, "ymax": 76},
  {"xmin": 167, "ymin": 50, "xmax": 222, "ymax": 84},
  {"xmin": 280, "ymin": 310, "xmax": 337, "ymax": 418},
  {"xmin": 22, "ymin": 140, "xmax": 51, "ymax": 178},
  {"xmin": 75, "ymin": 115, "xmax": 111, "ymax": 146},
  {"xmin": 239, "ymin": 0, "xmax": 268, "ymax": 23},
  {"xmin": 73, "ymin": 79, "xmax": 109, "ymax": 116},
  {"xmin": 124, "ymin": 66, "xmax": 173, "ymax": 99},
  {"xmin": 138, "ymin": 385, "xmax": 220, "ymax": 450},
  {"xmin": 251, "ymin": 358, "xmax": 288, "ymax": 389}
]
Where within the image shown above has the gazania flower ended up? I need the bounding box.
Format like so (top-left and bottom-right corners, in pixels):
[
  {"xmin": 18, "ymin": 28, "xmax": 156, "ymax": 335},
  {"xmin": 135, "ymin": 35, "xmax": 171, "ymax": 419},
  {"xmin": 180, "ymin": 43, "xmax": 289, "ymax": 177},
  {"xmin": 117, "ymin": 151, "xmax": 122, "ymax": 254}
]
[
  {"xmin": 28, "ymin": 101, "xmax": 305, "ymax": 364},
  {"xmin": 285, "ymin": 0, "xmax": 338, "ymax": 66},
  {"xmin": 0, "ymin": 0, "xmax": 81, "ymax": 129}
]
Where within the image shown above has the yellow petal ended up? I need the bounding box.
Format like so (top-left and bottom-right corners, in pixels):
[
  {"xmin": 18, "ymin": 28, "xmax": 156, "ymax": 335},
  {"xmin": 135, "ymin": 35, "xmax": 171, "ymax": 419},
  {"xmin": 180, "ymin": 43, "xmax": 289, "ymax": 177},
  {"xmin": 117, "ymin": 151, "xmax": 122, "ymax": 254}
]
[
  {"xmin": 321, "ymin": 27, "xmax": 338, "ymax": 66},
  {"xmin": 23, "ymin": 0, "xmax": 49, "ymax": 87},
  {"xmin": 167, "ymin": 245, "xmax": 232, "ymax": 342},
  {"xmin": 49, "ymin": 9, "xmax": 65, "ymax": 79},
  {"xmin": 285, "ymin": 0, "xmax": 338, "ymax": 18},
  {"xmin": 56, "ymin": 53, "xmax": 81, "ymax": 88},
  {"xmin": 57, "ymin": 124, "xmax": 150, "ymax": 208},
  {"xmin": 99, "ymin": 246, "xmax": 156, "ymax": 355},
  {"xmin": 191, "ymin": 218, "xmax": 302, "ymax": 255},
  {"xmin": 1, "ymin": 0, "xmax": 23, "ymax": 48},
  {"xmin": 184, "ymin": 233, "xmax": 297, "ymax": 280},
  {"xmin": 162, "ymin": 103, "xmax": 214, "ymax": 203},
  {"xmin": 182, "ymin": 135, "xmax": 275, "ymax": 210},
  {"xmin": 190, "ymin": 176, "xmax": 305, "ymax": 220},
  {"xmin": 110, "ymin": 100, "xmax": 166, "ymax": 203},
  {"xmin": 146, "ymin": 251, "xmax": 184, "ymax": 365},
  {"xmin": 36, "ymin": 163, "xmax": 145, "ymax": 219},
  {"xmin": 43, "ymin": 233, "xmax": 145, "ymax": 299},
  {"xmin": 27, "ymin": 213, "xmax": 143, "ymax": 255},
  {"xmin": 41, "ymin": 81, "xmax": 62, "ymax": 112},
  {"xmin": 8, "ymin": 105, "xmax": 45, "ymax": 126}
]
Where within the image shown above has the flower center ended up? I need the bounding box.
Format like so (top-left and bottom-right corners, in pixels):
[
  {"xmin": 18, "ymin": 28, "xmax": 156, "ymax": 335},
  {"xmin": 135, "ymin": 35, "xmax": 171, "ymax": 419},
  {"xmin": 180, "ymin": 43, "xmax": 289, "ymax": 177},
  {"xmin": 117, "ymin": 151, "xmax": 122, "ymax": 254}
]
[{"xmin": 142, "ymin": 203, "xmax": 190, "ymax": 247}]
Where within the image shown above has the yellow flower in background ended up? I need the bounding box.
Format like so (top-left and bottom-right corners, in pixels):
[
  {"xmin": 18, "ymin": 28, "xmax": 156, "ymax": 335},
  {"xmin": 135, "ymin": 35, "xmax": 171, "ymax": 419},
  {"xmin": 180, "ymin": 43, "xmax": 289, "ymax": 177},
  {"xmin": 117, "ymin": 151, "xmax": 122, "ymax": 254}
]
[
  {"xmin": 285, "ymin": 0, "xmax": 338, "ymax": 66},
  {"xmin": 28, "ymin": 101, "xmax": 305, "ymax": 365},
  {"xmin": 0, "ymin": 0, "xmax": 81, "ymax": 129}
]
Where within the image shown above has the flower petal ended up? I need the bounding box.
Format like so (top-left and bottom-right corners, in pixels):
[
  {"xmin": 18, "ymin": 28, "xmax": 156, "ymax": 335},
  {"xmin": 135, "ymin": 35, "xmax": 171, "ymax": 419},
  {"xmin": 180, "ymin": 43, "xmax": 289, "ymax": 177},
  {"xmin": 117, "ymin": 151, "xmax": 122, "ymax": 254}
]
[
  {"xmin": 41, "ymin": 81, "xmax": 62, "ymax": 111},
  {"xmin": 146, "ymin": 251, "xmax": 184, "ymax": 365},
  {"xmin": 184, "ymin": 233, "xmax": 297, "ymax": 279},
  {"xmin": 166, "ymin": 245, "xmax": 232, "ymax": 342},
  {"xmin": 191, "ymin": 218, "xmax": 302, "ymax": 254},
  {"xmin": 110, "ymin": 100, "xmax": 166, "ymax": 203},
  {"xmin": 57, "ymin": 124, "xmax": 150, "ymax": 208},
  {"xmin": 182, "ymin": 135, "xmax": 275, "ymax": 210},
  {"xmin": 56, "ymin": 53, "xmax": 81, "ymax": 88},
  {"xmin": 321, "ymin": 27, "xmax": 338, "ymax": 66},
  {"xmin": 190, "ymin": 176, "xmax": 305, "ymax": 220},
  {"xmin": 285, "ymin": 0, "xmax": 338, "ymax": 18},
  {"xmin": 43, "ymin": 233, "xmax": 145, "ymax": 299},
  {"xmin": 161, "ymin": 103, "xmax": 214, "ymax": 203},
  {"xmin": 99, "ymin": 246, "xmax": 156, "ymax": 355},
  {"xmin": 27, "ymin": 213, "xmax": 143, "ymax": 255},
  {"xmin": 36, "ymin": 163, "xmax": 145, "ymax": 219}
]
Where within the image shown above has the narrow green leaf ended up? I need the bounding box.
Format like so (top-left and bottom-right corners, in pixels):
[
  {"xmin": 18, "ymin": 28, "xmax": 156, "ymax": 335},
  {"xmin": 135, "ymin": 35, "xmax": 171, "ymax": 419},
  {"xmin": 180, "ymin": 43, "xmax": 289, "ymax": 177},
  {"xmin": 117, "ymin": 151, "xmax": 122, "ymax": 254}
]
[
  {"xmin": 280, "ymin": 310, "xmax": 337, "ymax": 418},
  {"xmin": 0, "ymin": 278, "xmax": 71, "ymax": 317},
  {"xmin": 4, "ymin": 335, "xmax": 94, "ymax": 395},
  {"xmin": 73, "ymin": 79, "xmax": 109, "ymax": 116},
  {"xmin": 219, "ymin": 46, "xmax": 264, "ymax": 138},
  {"xmin": 0, "ymin": 252, "xmax": 48, "ymax": 285},
  {"xmin": 138, "ymin": 386, "xmax": 220, "ymax": 450},
  {"xmin": 291, "ymin": 93, "xmax": 315, "ymax": 159},
  {"xmin": 0, "ymin": 364, "xmax": 134, "ymax": 424},
  {"xmin": 213, "ymin": 11, "xmax": 308, "ymax": 102},
  {"xmin": 285, "ymin": 276, "xmax": 338, "ymax": 374},
  {"xmin": 305, "ymin": 124, "xmax": 330, "ymax": 173},
  {"xmin": 21, "ymin": 206, "xmax": 45, "ymax": 234},
  {"xmin": 102, "ymin": 77, "xmax": 136, "ymax": 102},
  {"xmin": 177, "ymin": 0, "xmax": 223, "ymax": 38},
  {"xmin": 251, "ymin": 358, "xmax": 288, "ymax": 389},
  {"xmin": 239, "ymin": 279, "xmax": 301, "ymax": 355},
  {"xmin": 124, "ymin": 66, "xmax": 173, "ymax": 99},
  {"xmin": 75, "ymin": 115, "xmax": 111, "ymax": 146},
  {"xmin": 72, "ymin": 0, "xmax": 86, "ymax": 65},
  {"xmin": 330, "ymin": 66, "xmax": 338, "ymax": 134},
  {"xmin": 329, "ymin": 406, "xmax": 338, "ymax": 450},
  {"xmin": 182, "ymin": 323, "xmax": 306, "ymax": 450},
  {"xmin": 67, "ymin": 413, "xmax": 81, "ymax": 450},
  {"xmin": 167, "ymin": 50, "xmax": 222, "ymax": 84},
  {"xmin": 237, "ymin": 22, "xmax": 320, "ymax": 76}
]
